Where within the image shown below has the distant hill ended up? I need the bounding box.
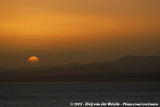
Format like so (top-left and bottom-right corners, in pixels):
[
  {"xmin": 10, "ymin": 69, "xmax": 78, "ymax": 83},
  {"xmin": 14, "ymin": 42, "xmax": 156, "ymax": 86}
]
[{"xmin": 0, "ymin": 55, "xmax": 160, "ymax": 82}]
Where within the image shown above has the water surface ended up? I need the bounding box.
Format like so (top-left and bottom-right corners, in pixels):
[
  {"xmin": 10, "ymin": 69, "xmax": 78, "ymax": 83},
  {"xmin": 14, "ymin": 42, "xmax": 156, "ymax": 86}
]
[{"xmin": 0, "ymin": 82, "xmax": 159, "ymax": 107}]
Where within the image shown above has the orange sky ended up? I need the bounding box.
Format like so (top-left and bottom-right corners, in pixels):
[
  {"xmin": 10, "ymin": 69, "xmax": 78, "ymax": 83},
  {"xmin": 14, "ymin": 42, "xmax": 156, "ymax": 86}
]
[{"xmin": 0, "ymin": 0, "xmax": 160, "ymax": 67}]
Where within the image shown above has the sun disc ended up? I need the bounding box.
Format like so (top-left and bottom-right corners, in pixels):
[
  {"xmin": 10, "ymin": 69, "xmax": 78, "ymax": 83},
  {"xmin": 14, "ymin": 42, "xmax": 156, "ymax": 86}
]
[{"xmin": 28, "ymin": 56, "xmax": 39, "ymax": 64}]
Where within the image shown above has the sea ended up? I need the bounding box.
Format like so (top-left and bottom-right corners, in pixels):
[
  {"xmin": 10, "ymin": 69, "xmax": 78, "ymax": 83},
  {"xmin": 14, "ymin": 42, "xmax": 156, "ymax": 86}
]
[{"xmin": 0, "ymin": 82, "xmax": 159, "ymax": 107}]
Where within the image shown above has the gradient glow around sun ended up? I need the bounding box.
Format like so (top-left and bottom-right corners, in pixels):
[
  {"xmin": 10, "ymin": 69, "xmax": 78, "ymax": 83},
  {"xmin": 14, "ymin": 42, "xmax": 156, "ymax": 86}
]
[{"xmin": 28, "ymin": 56, "xmax": 40, "ymax": 64}]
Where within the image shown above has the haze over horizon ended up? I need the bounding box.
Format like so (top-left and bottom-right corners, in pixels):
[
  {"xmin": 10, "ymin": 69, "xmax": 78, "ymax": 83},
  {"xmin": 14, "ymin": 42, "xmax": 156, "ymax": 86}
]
[{"xmin": 0, "ymin": 0, "xmax": 160, "ymax": 67}]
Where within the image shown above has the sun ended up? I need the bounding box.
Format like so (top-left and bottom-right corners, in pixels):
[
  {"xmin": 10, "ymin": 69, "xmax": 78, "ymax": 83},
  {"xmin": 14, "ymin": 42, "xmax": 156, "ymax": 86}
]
[{"xmin": 28, "ymin": 56, "xmax": 40, "ymax": 64}]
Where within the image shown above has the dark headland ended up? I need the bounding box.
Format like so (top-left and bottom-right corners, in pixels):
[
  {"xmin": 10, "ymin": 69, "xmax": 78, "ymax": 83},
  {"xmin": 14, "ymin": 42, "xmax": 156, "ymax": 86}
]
[{"xmin": 0, "ymin": 55, "xmax": 160, "ymax": 82}]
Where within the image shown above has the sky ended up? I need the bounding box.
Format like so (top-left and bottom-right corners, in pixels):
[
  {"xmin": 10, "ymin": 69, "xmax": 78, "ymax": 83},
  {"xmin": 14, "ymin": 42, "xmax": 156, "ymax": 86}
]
[{"xmin": 0, "ymin": 0, "xmax": 160, "ymax": 67}]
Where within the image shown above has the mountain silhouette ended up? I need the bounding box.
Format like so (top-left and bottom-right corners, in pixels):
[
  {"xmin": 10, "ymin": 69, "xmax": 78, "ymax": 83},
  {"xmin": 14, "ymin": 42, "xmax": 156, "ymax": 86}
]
[{"xmin": 0, "ymin": 55, "xmax": 160, "ymax": 82}]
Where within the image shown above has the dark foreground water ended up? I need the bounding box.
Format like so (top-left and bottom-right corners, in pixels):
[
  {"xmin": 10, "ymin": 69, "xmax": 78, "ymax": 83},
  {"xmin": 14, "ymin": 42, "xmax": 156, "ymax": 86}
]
[{"xmin": 0, "ymin": 82, "xmax": 159, "ymax": 107}]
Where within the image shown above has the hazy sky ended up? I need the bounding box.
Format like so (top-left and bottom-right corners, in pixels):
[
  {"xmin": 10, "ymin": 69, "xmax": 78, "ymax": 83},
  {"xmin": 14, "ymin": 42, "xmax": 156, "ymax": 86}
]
[{"xmin": 0, "ymin": 0, "xmax": 160, "ymax": 67}]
